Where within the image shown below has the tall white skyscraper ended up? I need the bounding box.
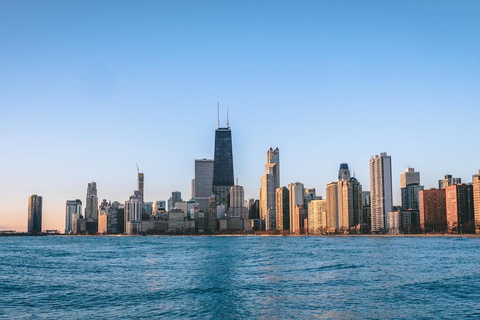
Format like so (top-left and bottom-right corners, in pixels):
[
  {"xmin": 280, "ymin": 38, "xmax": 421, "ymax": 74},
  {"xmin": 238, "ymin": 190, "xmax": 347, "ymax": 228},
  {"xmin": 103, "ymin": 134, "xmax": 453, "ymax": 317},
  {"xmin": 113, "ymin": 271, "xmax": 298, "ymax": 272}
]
[
  {"xmin": 289, "ymin": 182, "xmax": 304, "ymax": 233},
  {"xmin": 369, "ymin": 153, "xmax": 393, "ymax": 233}
]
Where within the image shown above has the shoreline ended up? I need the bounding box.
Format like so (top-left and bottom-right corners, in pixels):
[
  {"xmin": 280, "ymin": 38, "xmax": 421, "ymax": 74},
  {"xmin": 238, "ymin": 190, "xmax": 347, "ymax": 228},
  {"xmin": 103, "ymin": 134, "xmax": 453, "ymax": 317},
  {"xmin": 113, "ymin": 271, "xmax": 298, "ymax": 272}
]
[{"xmin": 2, "ymin": 233, "xmax": 480, "ymax": 238}]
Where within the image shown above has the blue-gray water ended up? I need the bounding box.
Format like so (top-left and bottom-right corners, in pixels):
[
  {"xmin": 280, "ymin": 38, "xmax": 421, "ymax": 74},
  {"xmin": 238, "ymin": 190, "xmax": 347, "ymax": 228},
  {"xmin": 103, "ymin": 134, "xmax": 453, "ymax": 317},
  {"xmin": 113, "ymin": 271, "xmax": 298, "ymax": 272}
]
[{"xmin": 1, "ymin": 236, "xmax": 480, "ymax": 319}]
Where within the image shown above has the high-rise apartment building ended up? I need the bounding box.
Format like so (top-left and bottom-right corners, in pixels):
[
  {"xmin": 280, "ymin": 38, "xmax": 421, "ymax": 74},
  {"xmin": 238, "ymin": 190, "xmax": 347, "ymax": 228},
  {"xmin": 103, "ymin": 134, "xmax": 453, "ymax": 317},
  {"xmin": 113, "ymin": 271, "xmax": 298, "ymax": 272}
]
[
  {"xmin": 369, "ymin": 153, "xmax": 393, "ymax": 233},
  {"xmin": 307, "ymin": 199, "xmax": 327, "ymax": 234},
  {"xmin": 229, "ymin": 184, "xmax": 245, "ymax": 218},
  {"xmin": 28, "ymin": 195, "xmax": 42, "ymax": 234},
  {"xmin": 275, "ymin": 187, "xmax": 289, "ymax": 231},
  {"xmin": 326, "ymin": 181, "xmax": 340, "ymax": 230},
  {"xmin": 438, "ymin": 174, "xmax": 461, "ymax": 190},
  {"xmin": 304, "ymin": 188, "xmax": 321, "ymax": 209},
  {"xmin": 341, "ymin": 177, "xmax": 363, "ymax": 231},
  {"xmin": 419, "ymin": 188, "xmax": 446, "ymax": 233},
  {"xmin": 473, "ymin": 170, "xmax": 480, "ymax": 234},
  {"xmin": 289, "ymin": 182, "xmax": 304, "ymax": 233},
  {"xmin": 445, "ymin": 184, "xmax": 474, "ymax": 233},
  {"xmin": 325, "ymin": 164, "xmax": 361, "ymax": 232},
  {"xmin": 65, "ymin": 199, "xmax": 82, "ymax": 234},
  {"xmin": 212, "ymin": 105, "xmax": 234, "ymax": 209},
  {"xmin": 125, "ymin": 191, "xmax": 142, "ymax": 234},
  {"xmin": 400, "ymin": 168, "xmax": 424, "ymax": 212},
  {"xmin": 194, "ymin": 158, "xmax": 214, "ymax": 212}
]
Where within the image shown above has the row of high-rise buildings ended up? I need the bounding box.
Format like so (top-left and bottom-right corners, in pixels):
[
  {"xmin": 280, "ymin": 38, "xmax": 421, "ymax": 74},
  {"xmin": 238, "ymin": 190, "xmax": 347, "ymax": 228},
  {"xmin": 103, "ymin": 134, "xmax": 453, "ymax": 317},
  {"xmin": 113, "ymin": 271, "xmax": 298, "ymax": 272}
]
[{"xmin": 25, "ymin": 104, "xmax": 480, "ymax": 235}]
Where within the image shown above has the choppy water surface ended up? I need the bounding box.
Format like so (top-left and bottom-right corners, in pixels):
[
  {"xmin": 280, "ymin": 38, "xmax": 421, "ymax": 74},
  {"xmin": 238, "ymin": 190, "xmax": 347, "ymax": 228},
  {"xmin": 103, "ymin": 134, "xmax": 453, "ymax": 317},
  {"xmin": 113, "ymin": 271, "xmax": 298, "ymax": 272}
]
[{"xmin": 1, "ymin": 236, "xmax": 480, "ymax": 319}]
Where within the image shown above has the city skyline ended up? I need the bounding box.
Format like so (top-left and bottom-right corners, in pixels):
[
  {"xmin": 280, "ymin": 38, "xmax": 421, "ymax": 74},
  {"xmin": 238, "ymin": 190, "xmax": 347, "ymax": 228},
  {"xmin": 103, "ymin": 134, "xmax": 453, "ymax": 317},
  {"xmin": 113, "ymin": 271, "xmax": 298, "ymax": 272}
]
[{"xmin": 1, "ymin": 1, "xmax": 480, "ymax": 231}]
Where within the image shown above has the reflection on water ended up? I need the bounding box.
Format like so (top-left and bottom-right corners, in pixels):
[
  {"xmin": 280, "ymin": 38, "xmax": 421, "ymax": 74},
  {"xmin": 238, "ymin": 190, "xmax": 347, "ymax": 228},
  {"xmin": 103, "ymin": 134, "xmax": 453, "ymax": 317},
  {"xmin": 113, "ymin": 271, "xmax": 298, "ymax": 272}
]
[{"xmin": 1, "ymin": 236, "xmax": 480, "ymax": 319}]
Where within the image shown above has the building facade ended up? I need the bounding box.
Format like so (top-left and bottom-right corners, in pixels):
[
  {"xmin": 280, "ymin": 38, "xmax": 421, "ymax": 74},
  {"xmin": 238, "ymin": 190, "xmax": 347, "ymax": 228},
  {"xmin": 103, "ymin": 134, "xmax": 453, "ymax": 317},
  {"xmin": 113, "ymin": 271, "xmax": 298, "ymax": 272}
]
[
  {"xmin": 445, "ymin": 184, "xmax": 474, "ymax": 234},
  {"xmin": 65, "ymin": 199, "xmax": 82, "ymax": 234},
  {"xmin": 438, "ymin": 174, "xmax": 461, "ymax": 190},
  {"xmin": 473, "ymin": 171, "xmax": 480, "ymax": 234},
  {"xmin": 194, "ymin": 158, "xmax": 214, "ymax": 212},
  {"xmin": 369, "ymin": 153, "xmax": 393, "ymax": 233},
  {"xmin": 307, "ymin": 199, "xmax": 327, "ymax": 234},
  {"xmin": 289, "ymin": 182, "xmax": 304, "ymax": 233},
  {"xmin": 28, "ymin": 195, "xmax": 42, "ymax": 234},
  {"xmin": 275, "ymin": 187, "xmax": 289, "ymax": 231},
  {"xmin": 419, "ymin": 188, "xmax": 447, "ymax": 233},
  {"xmin": 213, "ymin": 125, "xmax": 234, "ymax": 209}
]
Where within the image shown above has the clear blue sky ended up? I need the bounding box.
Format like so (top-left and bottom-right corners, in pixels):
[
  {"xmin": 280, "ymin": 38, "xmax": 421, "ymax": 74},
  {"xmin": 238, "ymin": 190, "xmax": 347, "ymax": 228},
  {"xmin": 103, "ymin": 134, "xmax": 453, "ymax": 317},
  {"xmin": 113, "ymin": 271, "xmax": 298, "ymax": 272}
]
[{"xmin": 1, "ymin": 0, "xmax": 479, "ymax": 231}]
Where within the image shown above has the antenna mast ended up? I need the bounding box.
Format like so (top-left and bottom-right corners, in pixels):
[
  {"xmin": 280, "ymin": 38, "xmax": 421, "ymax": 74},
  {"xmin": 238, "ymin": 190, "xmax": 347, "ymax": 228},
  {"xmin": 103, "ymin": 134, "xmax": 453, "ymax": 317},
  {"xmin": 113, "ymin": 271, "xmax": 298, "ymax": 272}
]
[
  {"xmin": 217, "ymin": 99, "xmax": 220, "ymax": 129},
  {"xmin": 136, "ymin": 163, "xmax": 139, "ymax": 174},
  {"xmin": 227, "ymin": 105, "xmax": 229, "ymax": 128}
]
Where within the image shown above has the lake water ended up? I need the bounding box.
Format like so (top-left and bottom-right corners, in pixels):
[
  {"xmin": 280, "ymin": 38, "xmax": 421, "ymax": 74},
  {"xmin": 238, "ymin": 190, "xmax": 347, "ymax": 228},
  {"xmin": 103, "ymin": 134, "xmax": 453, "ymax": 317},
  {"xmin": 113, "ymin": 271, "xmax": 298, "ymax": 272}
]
[{"xmin": 1, "ymin": 236, "xmax": 479, "ymax": 319}]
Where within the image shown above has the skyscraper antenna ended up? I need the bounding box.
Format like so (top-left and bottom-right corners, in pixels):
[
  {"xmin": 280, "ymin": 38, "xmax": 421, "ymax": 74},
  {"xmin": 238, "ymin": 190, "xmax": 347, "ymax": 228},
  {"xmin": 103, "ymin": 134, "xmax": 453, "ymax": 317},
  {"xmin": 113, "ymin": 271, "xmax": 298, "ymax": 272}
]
[
  {"xmin": 227, "ymin": 105, "xmax": 229, "ymax": 128},
  {"xmin": 217, "ymin": 99, "xmax": 220, "ymax": 129},
  {"xmin": 236, "ymin": 178, "xmax": 238, "ymax": 185},
  {"xmin": 136, "ymin": 163, "xmax": 139, "ymax": 174}
]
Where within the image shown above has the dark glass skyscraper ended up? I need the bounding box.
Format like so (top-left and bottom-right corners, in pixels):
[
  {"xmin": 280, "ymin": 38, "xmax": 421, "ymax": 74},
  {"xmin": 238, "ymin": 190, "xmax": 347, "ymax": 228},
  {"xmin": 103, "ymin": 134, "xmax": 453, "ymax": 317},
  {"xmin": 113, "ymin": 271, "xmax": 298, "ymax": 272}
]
[
  {"xmin": 213, "ymin": 127, "xmax": 234, "ymax": 209},
  {"xmin": 28, "ymin": 195, "xmax": 42, "ymax": 234}
]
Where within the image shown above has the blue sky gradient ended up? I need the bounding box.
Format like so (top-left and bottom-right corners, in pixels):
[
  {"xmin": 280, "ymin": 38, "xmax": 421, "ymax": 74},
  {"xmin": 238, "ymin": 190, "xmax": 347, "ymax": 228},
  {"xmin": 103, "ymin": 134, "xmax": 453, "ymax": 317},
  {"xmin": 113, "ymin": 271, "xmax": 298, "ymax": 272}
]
[{"xmin": 1, "ymin": 1, "xmax": 479, "ymax": 231}]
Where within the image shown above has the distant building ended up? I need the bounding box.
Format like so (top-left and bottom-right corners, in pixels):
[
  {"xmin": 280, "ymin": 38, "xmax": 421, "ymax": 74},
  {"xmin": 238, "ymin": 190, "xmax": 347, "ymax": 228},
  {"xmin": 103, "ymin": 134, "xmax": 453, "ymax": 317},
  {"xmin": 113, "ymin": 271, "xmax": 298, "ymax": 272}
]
[
  {"xmin": 473, "ymin": 170, "xmax": 480, "ymax": 234},
  {"xmin": 275, "ymin": 187, "xmax": 289, "ymax": 231},
  {"xmin": 28, "ymin": 195, "xmax": 42, "ymax": 234},
  {"xmin": 438, "ymin": 174, "xmax": 461, "ymax": 190},
  {"xmin": 362, "ymin": 191, "xmax": 371, "ymax": 207},
  {"xmin": 65, "ymin": 199, "xmax": 82, "ymax": 234},
  {"xmin": 194, "ymin": 158, "xmax": 214, "ymax": 212},
  {"xmin": 369, "ymin": 153, "xmax": 393, "ymax": 233},
  {"xmin": 248, "ymin": 199, "xmax": 259, "ymax": 219},
  {"xmin": 361, "ymin": 191, "xmax": 371, "ymax": 233},
  {"xmin": 98, "ymin": 199, "xmax": 119, "ymax": 235},
  {"xmin": 138, "ymin": 170, "xmax": 144, "ymax": 203},
  {"xmin": 338, "ymin": 163, "xmax": 351, "ymax": 180},
  {"xmin": 400, "ymin": 168, "xmax": 424, "ymax": 211},
  {"xmin": 308, "ymin": 199, "xmax": 327, "ymax": 234},
  {"xmin": 293, "ymin": 205, "xmax": 307, "ymax": 234},
  {"xmin": 85, "ymin": 182, "xmax": 98, "ymax": 222},
  {"xmin": 289, "ymin": 182, "xmax": 304, "ymax": 234},
  {"xmin": 419, "ymin": 188, "xmax": 447, "ymax": 233},
  {"xmin": 446, "ymin": 184, "xmax": 474, "ymax": 234},
  {"xmin": 259, "ymin": 148, "xmax": 280, "ymax": 230},
  {"xmin": 386, "ymin": 210, "xmax": 401, "ymax": 234},
  {"xmin": 85, "ymin": 182, "xmax": 98, "ymax": 234},
  {"xmin": 143, "ymin": 202, "xmax": 153, "ymax": 217},
  {"xmin": 153, "ymin": 201, "xmax": 166, "ymax": 214},
  {"xmin": 125, "ymin": 191, "xmax": 142, "ymax": 234},
  {"xmin": 229, "ymin": 184, "xmax": 245, "ymax": 218},
  {"xmin": 168, "ymin": 191, "xmax": 182, "ymax": 211},
  {"xmin": 304, "ymin": 188, "xmax": 321, "ymax": 209}
]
